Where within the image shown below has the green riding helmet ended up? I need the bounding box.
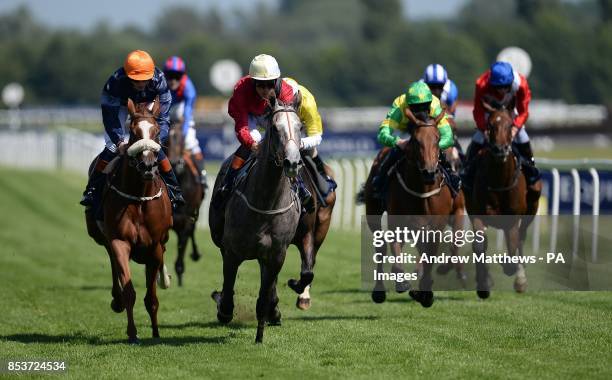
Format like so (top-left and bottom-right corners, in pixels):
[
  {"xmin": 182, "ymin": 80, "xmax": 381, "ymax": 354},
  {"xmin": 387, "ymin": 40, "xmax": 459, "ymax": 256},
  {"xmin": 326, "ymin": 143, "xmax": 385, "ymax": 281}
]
[{"xmin": 406, "ymin": 81, "xmax": 433, "ymax": 105}]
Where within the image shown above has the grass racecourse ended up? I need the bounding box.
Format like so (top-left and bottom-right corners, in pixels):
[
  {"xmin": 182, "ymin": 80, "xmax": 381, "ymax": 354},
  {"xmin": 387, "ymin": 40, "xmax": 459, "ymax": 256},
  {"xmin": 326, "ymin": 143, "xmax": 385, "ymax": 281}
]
[{"xmin": 1, "ymin": 165, "xmax": 611, "ymax": 379}]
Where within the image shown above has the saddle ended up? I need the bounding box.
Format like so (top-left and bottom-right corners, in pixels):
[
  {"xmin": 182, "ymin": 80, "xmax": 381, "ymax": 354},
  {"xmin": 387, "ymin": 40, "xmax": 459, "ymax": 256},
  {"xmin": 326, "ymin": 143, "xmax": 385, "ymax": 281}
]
[{"xmin": 302, "ymin": 155, "xmax": 336, "ymax": 207}]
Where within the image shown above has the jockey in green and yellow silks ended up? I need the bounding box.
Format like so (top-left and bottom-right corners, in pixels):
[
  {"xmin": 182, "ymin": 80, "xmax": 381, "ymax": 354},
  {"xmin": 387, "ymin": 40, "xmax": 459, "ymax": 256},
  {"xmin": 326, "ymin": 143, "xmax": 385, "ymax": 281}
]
[{"xmin": 372, "ymin": 81, "xmax": 460, "ymax": 198}]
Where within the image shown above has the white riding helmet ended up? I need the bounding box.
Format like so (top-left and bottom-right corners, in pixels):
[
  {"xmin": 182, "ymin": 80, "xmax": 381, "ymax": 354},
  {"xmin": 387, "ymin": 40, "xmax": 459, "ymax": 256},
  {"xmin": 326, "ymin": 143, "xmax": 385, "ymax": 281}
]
[{"xmin": 249, "ymin": 54, "xmax": 281, "ymax": 80}]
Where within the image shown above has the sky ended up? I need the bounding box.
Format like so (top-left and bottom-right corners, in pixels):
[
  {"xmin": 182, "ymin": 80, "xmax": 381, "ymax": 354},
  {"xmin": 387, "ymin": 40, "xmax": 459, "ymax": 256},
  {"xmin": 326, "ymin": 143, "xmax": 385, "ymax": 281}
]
[{"xmin": 0, "ymin": 0, "xmax": 469, "ymax": 31}]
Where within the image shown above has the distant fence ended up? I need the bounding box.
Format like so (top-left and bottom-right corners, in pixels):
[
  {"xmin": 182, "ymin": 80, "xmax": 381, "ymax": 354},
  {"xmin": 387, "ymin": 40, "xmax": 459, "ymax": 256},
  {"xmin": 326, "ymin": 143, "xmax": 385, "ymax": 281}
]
[{"xmin": 1, "ymin": 129, "xmax": 611, "ymax": 232}]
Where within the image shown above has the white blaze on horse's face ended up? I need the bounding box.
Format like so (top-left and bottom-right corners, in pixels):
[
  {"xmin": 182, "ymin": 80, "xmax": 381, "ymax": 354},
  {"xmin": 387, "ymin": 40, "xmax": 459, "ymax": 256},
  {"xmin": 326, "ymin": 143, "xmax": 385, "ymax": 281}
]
[
  {"xmin": 273, "ymin": 107, "xmax": 302, "ymax": 178},
  {"xmin": 138, "ymin": 120, "xmax": 157, "ymax": 167}
]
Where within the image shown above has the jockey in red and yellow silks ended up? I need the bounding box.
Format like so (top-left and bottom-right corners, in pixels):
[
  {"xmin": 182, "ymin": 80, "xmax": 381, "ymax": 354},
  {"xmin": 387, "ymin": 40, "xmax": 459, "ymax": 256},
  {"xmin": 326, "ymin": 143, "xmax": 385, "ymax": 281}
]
[{"xmin": 215, "ymin": 54, "xmax": 334, "ymax": 210}]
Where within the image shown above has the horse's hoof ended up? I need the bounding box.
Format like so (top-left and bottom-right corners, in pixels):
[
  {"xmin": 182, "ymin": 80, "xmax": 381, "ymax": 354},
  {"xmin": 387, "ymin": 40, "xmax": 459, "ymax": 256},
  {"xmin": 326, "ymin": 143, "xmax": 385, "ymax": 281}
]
[
  {"xmin": 436, "ymin": 263, "xmax": 453, "ymax": 275},
  {"xmin": 371, "ymin": 290, "xmax": 386, "ymax": 304},
  {"xmin": 419, "ymin": 291, "xmax": 434, "ymax": 308},
  {"xmin": 190, "ymin": 251, "xmax": 201, "ymax": 262},
  {"xmin": 217, "ymin": 312, "xmax": 233, "ymax": 324},
  {"xmin": 268, "ymin": 308, "xmax": 282, "ymax": 326},
  {"xmin": 177, "ymin": 275, "xmax": 183, "ymax": 287},
  {"xmin": 296, "ymin": 297, "xmax": 311, "ymax": 310},
  {"xmin": 501, "ymin": 262, "xmax": 518, "ymax": 276},
  {"xmin": 110, "ymin": 298, "xmax": 124, "ymax": 313},
  {"xmin": 212, "ymin": 291, "xmax": 233, "ymax": 324},
  {"xmin": 395, "ymin": 281, "xmax": 411, "ymax": 293},
  {"xmin": 514, "ymin": 280, "xmax": 527, "ymax": 293},
  {"xmin": 477, "ymin": 290, "xmax": 490, "ymax": 299},
  {"xmin": 127, "ymin": 336, "xmax": 140, "ymax": 345}
]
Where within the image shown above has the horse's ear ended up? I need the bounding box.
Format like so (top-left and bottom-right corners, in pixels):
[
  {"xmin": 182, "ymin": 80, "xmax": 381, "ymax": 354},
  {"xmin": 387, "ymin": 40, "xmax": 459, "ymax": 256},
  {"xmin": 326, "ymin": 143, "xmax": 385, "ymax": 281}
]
[
  {"xmin": 270, "ymin": 96, "xmax": 278, "ymax": 109},
  {"xmin": 151, "ymin": 96, "xmax": 160, "ymax": 117},
  {"xmin": 127, "ymin": 98, "xmax": 136, "ymax": 117},
  {"xmin": 482, "ymin": 100, "xmax": 497, "ymax": 113}
]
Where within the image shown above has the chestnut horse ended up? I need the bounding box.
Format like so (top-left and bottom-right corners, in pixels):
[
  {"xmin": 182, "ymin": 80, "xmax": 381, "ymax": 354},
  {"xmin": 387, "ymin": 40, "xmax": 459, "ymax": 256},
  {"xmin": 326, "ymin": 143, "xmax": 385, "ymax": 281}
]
[
  {"xmin": 85, "ymin": 98, "xmax": 173, "ymax": 344},
  {"xmin": 167, "ymin": 121, "xmax": 204, "ymax": 286},
  {"xmin": 362, "ymin": 120, "xmax": 465, "ymax": 308},
  {"xmin": 287, "ymin": 158, "xmax": 336, "ymax": 310},
  {"xmin": 464, "ymin": 102, "xmax": 541, "ymax": 299}
]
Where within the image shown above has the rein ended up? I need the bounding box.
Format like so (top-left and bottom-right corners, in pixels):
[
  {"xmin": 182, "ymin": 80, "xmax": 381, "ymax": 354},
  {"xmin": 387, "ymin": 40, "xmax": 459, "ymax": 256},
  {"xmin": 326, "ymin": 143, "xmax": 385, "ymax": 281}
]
[
  {"xmin": 395, "ymin": 169, "xmax": 445, "ymax": 198},
  {"xmin": 110, "ymin": 184, "xmax": 163, "ymax": 201},
  {"xmin": 234, "ymin": 188, "xmax": 297, "ymax": 215}
]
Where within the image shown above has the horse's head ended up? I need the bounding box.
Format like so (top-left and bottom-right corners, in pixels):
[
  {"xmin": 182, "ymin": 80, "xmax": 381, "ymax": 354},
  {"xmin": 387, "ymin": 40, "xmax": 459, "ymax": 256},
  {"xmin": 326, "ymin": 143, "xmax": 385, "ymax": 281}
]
[
  {"xmin": 483, "ymin": 100, "xmax": 513, "ymax": 162},
  {"xmin": 126, "ymin": 97, "xmax": 162, "ymax": 180},
  {"xmin": 265, "ymin": 99, "xmax": 302, "ymax": 178},
  {"xmin": 404, "ymin": 106, "xmax": 442, "ymax": 184}
]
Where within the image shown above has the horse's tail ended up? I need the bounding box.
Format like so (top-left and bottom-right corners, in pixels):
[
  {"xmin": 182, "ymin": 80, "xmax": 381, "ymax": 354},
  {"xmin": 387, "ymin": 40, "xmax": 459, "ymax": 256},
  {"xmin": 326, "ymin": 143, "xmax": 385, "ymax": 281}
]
[{"xmin": 355, "ymin": 183, "xmax": 366, "ymax": 205}]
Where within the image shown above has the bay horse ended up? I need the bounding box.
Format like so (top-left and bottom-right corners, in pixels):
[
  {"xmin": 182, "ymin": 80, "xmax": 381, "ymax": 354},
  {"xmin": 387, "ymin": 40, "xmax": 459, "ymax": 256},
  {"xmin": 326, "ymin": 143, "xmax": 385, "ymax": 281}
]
[
  {"xmin": 84, "ymin": 98, "xmax": 173, "ymax": 344},
  {"xmin": 464, "ymin": 101, "xmax": 541, "ymax": 298},
  {"xmin": 209, "ymin": 99, "xmax": 302, "ymax": 343},
  {"xmin": 287, "ymin": 157, "xmax": 336, "ymax": 310},
  {"xmin": 167, "ymin": 119, "xmax": 205, "ymax": 286},
  {"xmin": 361, "ymin": 116, "xmax": 465, "ymax": 308}
]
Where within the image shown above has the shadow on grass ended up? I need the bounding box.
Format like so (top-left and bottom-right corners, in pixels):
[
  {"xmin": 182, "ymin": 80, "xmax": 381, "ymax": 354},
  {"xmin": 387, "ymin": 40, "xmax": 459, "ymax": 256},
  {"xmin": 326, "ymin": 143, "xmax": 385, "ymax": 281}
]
[
  {"xmin": 159, "ymin": 320, "xmax": 248, "ymax": 330},
  {"xmin": 284, "ymin": 315, "xmax": 379, "ymax": 321},
  {"xmin": 0, "ymin": 332, "xmax": 227, "ymax": 346}
]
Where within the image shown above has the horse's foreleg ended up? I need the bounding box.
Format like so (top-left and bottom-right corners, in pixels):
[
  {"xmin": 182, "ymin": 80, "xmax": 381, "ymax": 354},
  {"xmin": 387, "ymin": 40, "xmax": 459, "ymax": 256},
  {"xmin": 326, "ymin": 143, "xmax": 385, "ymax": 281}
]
[
  {"xmin": 175, "ymin": 230, "xmax": 189, "ymax": 287},
  {"xmin": 105, "ymin": 244, "xmax": 124, "ymax": 313},
  {"xmin": 452, "ymin": 209, "xmax": 467, "ymax": 287},
  {"xmin": 472, "ymin": 218, "xmax": 490, "ymax": 299},
  {"xmin": 502, "ymin": 226, "xmax": 520, "ymax": 276},
  {"xmin": 391, "ymin": 241, "xmax": 411, "ymax": 293},
  {"xmin": 372, "ymin": 241, "xmax": 387, "ymax": 303},
  {"xmin": 256, "ymin": 255, "xmax": 285, "ymax": 344},
  {"xmin": 505, "ymin": 224, "xmax": 528, "ymax": 292},
  {"xmin": 111, "ymin": 239, "xmax": 137, "ymax": 343},
  {"xmin": 289, "ymin": 232, "xmax": 315, "ymax": 296},
  {"xmin": 212, "ymin": 253, "xmax": 240, "ymax": 324},
  {"xmin": 189, "ymin": 222, "xmax": 202, "ymax": 262},
  {"xmin": 144, "ymin": 246, "xmax": 163, "ymax": 338},
  {"xmin": 409, "ymin": 241, "xmax": 435, "ymax": 308}
]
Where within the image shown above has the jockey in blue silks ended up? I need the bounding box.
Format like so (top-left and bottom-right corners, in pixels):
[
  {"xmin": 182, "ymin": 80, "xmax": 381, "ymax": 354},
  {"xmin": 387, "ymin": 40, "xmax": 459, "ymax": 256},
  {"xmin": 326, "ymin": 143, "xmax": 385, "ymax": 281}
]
[
  {"xmin": 163, "ymin": 56, "xmax": 207, "ymax": 185},
  {"xmin": 422, "ymin": 63, "xmax": 464, "ymax": 162},
  {"xmin": 80, "ymin": 50, "xmax": 185, "ymax": 215}
]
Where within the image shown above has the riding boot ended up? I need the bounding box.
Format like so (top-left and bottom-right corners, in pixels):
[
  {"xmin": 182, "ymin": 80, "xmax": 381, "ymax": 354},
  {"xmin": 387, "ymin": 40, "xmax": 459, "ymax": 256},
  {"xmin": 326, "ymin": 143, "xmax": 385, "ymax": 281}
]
[
  {"xmin": 213, "ymin": 155, "xmax": 245, "ymax": 210},
  {"xmin": 159, "ymin": 161, "xmax": 186, "ymax": 211},
  {"xmin": 439, "ymin": 152, "xmax": 461, "ymax": 196},
  {"xmin": 460, "ymin": 141, "xmax": 484, "ymax": 190},
  {"xmin": 312, "ymin": 154, "xmax": 337, "ymax": 191},
  {"xmin": 372, "ymin": 147, "xmax": 401, "ymax": 199},
  {"xmin": 192, "ymin": 152, "xmax": 208, "ymax": 189},
  {"xmin": 80, "ymin": 169, "xmax": 107, "ymax": 208},
  {"xmin": 293, "ymin": 176, "xmax": 314, "ymax": 213},
  {"xmin": 515, "ymin": 141, "xmax": 541, "ymax": 184}
]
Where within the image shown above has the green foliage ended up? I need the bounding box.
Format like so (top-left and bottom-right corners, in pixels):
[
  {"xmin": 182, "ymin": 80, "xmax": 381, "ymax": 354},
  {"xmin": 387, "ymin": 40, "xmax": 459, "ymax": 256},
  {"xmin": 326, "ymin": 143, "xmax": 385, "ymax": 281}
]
[{"xmin": 0, "ymin": 0, "xmax": 611, "ymax": 107}]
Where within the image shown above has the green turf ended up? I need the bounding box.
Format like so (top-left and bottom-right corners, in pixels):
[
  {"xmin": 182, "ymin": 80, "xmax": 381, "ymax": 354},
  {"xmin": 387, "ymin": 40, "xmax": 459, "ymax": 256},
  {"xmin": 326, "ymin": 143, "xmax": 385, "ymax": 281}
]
[{"xmin": 0, "ymin": 167, "xmax": 611, "ymax": 379}]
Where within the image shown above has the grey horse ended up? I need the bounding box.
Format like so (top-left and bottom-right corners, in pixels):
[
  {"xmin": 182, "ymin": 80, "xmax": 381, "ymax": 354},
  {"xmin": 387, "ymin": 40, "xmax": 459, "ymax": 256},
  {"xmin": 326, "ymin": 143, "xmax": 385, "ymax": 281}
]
[{"xmin": 209, "ymin": 99, "xmax": 303, "ymax": 343}]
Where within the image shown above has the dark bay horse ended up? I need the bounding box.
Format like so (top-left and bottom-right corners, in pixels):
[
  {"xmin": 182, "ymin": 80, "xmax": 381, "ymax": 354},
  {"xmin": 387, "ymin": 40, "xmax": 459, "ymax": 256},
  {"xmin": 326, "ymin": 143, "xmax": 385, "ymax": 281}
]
[
  {"xmin": 287, "ymin": 159, "xmax": 336, "ymax": 310},
  {"xmin": 209, "ymin": 99, "xmax": 302, "ymax": 343},
  {"xmin": 361, "ymin": 118, "xmax": 465, "ymax": 308},
  {"xmin": 167, "ymin": 120, "xmax": 205, "ymax": 286},
  {"xmin": 464, "ymin": 102, "xmax": 541, "ymax": 298},
  {"xmin": 85, "ymin": 98, "xmax": 173, "ymax": 344}
]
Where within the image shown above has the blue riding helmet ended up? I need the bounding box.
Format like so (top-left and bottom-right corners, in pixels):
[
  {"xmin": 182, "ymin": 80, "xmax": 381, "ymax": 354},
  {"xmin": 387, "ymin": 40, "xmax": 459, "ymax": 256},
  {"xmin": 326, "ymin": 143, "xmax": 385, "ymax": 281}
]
[
  {"xmin": 423, "ymin": 63, "xmax": 448, "ymax": 85},
  {"xmin": 489, "ymin": 61, "xmax": 514, "ymax": 87}
]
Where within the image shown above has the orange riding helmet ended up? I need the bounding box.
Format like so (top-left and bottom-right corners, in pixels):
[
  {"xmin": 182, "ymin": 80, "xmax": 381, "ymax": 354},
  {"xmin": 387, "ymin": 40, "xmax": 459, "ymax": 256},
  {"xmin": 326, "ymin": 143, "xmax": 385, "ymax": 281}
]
[{"xmin": 124, "ymin": 50, "xmax": 155, "ymax": 81}]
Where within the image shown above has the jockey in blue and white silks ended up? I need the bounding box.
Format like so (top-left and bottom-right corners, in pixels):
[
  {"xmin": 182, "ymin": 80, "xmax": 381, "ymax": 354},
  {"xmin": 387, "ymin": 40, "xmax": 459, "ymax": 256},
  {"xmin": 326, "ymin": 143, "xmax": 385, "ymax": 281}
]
[
  {"xmin": 422, "ymin": 63, "xmax": 459, "ymax": 116},
  {"xmin": 163, "ymin": 56, "xmax": 207, "ymax": 185},
  {"xmin": 80, "ymin": 50, "xmax": 185, "ymax": 215}
]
